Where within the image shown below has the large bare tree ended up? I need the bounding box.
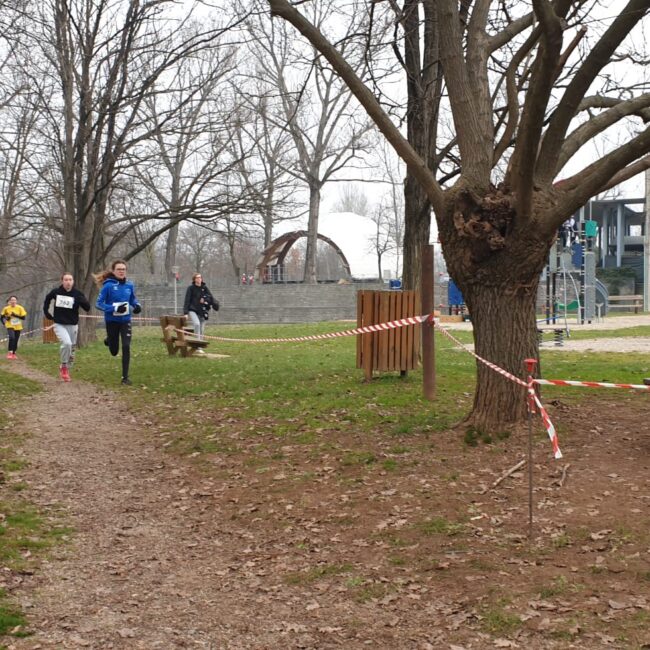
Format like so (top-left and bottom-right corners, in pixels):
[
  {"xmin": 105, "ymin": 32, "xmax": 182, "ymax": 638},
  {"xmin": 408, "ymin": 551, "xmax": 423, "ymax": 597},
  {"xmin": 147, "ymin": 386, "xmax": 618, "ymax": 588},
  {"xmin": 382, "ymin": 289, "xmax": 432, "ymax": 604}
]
[
  {"xmin": 130, "ymin": 30, "xmax": 241, "ymax": 282},
  {"xmin": 6, "ymin": 1, "xmax": 240, "ymax": 317},
  {"xmin": 269, "ymin": 0, "xmax": 650, "ymax": 429},
  {"xmin": 244, "ymin": 0, "xmax": 377, "ymax": 283},
  {"xmin": 226, "ymin": 87, "xmax": 304, "ymax": 248}
]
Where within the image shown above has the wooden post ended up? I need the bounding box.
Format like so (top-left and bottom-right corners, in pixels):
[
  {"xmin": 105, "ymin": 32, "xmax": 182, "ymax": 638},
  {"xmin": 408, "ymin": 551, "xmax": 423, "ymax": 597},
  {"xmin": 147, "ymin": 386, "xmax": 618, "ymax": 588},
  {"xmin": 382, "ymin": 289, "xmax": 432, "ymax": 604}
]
[
  {"xmin": 361, "ymin": 291, "xmax": 374, "ymax": 381},
  {"xmin": 421, "ymin": 244, "xmax": 435, "ymax": 400}
]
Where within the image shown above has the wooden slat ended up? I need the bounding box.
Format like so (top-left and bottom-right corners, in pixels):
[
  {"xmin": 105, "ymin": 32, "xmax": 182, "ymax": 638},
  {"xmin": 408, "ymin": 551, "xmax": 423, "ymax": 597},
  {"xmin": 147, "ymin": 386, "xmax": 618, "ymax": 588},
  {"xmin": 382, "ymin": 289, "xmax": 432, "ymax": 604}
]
[
  {"xmin": 396, "ymin": 291, "xmax": 405, "ymax": 370},
  {"xmin": 356, "ymin": 291, "xmax": 363, "ymax": 367},
  {"xmin": 377, "ymin": 289, "xmax": 390, "ymax": 370},
  {"xmin": 413, "ymin": 290, "xmax": 422, "ymax": 367},
  {"xmin": 42, "ymin": 318, "xmax": 58, "ymax": 344},
  {"xmin": 355, "ymin": 289, "xmax": 421, "ymax": 377},
  {"xmin": 388, "ymin": 291, "xmax": 397, "ymax": 370},
  {"xmin": 372, "ymin": 292, "xmax": 380, "ymax": 371}
]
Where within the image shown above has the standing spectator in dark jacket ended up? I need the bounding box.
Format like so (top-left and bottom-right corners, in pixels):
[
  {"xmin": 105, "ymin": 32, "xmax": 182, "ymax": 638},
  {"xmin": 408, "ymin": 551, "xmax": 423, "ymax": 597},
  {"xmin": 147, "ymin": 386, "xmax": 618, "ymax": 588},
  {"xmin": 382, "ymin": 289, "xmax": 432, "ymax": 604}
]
[
  {"xmin": 43, "ymin": 273, "xmax": 91, "ymax": 382},
  {"xmin": 183, "ymin": 273, "xmax": 218, "ymax": 353},
  {"xmin": 94, "ymin": 259, "xmax": 141, "ymax": 385}
]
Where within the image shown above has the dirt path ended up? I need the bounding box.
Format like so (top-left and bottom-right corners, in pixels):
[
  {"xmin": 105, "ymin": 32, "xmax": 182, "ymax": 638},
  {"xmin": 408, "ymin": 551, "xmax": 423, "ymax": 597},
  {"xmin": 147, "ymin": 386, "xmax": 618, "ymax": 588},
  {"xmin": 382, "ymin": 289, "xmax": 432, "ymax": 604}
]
[
  {"xmin": 4, "ymin": 360, "xmax": 650, "ymax": 650},
  {"xmin": 6, "ymin": 363, "xmax": 271, "ymax": 650},
  {"xmin": 447, "ymin": 314, "xmax": 650, "ymax": 353}
]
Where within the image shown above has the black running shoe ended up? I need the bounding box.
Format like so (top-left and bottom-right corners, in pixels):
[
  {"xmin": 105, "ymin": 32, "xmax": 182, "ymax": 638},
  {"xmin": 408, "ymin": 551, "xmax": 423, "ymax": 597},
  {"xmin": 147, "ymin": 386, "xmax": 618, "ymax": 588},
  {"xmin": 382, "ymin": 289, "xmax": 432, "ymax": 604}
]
[{"xmin": 121, "ymin": 377, "xmax": 132, "ymax": 386}]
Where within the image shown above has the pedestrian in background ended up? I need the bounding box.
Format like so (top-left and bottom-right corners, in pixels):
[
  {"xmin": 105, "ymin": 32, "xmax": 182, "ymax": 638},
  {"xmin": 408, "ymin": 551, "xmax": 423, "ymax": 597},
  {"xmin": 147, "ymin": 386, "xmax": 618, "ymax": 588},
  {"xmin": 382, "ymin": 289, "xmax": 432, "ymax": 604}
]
[{"xmin": 183, "ymin": 273, "xmax": 218, "ymax": 354}]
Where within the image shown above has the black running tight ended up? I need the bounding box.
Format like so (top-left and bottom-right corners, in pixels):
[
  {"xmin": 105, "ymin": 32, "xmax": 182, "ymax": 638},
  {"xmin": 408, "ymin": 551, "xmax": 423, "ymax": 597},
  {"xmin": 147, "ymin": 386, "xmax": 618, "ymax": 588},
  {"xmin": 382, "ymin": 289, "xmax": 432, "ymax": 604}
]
[
  {"xmin": 7, "ymin": 329, "xmax": 21, "ymax": 353},
  {"xmin": 105, "ymin": 321, "xmax": 132, "ymax": 379}
]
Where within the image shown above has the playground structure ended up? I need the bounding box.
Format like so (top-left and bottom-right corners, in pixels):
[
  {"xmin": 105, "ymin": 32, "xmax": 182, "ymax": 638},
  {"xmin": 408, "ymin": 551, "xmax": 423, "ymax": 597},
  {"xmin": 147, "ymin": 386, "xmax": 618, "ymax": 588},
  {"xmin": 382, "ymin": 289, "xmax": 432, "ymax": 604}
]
[
  {"xmin": 576, "ymin": 197, "xmax": 648, "ymax": 312},
  {"xmin": 542, "ymin": 219, "xmax": 608, "ymax": 328}
]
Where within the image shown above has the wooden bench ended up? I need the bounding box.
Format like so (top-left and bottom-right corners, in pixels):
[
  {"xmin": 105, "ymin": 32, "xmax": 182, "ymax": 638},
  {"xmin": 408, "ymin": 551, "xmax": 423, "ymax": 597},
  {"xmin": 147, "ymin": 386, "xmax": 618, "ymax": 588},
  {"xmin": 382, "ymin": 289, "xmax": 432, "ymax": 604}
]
[
  {"xmin": 607, "ymin": 295, "xmax": 643, "ymax": 314},
  {"xmin": 160, "ymin": 315, "xmax": 210, "ymax": 357}
]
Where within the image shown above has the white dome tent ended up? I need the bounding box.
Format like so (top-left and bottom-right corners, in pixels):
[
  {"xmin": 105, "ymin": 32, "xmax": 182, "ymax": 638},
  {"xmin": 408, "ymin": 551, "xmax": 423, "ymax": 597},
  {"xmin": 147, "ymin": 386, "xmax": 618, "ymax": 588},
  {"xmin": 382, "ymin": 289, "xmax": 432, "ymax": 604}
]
[{"xmin": 272, "ymin": 212, "xmax": 401, "ymax": 281}]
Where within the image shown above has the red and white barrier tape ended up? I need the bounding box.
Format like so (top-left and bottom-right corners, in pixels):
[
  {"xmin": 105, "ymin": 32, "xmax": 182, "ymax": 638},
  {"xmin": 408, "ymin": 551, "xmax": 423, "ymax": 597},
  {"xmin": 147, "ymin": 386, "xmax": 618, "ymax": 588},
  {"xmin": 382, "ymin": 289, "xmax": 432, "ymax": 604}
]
[
  {"xmin": 432, "ymin": 326, "xmax": 561, "ymax": 460},
  {"xmin": 1, "ymin": 324, "xmax": 54, "ymax": 344},
  {"xmin": 433, "ymin": 322, "xmax": 528, "ymax": 388},
  {"xmin": 78, "ymin": 314, "xmax": 160, "ymax": 322},
  {"xmin": 173, "ymin": 314, "xmax": 429, "ymax": 344},
  {"xmin": 528, "ymin": 387, "xmax": 562, "ymax": 459},
  {"xmin": 535, "ymin": 378, "xmax": 650, "ymax": 391}
]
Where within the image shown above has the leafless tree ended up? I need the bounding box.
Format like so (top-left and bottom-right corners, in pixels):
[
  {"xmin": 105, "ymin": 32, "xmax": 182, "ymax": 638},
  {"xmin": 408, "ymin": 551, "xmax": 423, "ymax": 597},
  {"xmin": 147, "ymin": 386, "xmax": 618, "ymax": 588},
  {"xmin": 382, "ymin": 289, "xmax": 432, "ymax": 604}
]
[
  {"xmin": 332, "ymin": 183, "xmax": 370, "ymax": 216},
  {"xmin": 269, "ymin": 0, "xmax": 650, "ymax": 429},
  {"xmin": 129, "ymin": 29, "xmax": 241, "ymax": 283},
  {"xmin": 178, "ymin": 222, "xmax": 222, "ymax": 274},
  {"xmin": 244, "ymin": 0, "xmax": 377, "ymax": 284},
  {"xmin": 4, "ymin": 0, "xmax": 242, "ymax": 338},
  {"xmin": 374, "ymin": 141, "xmax": 405, "ymax": 279},
  {"xmin": 0, "ymin": 99, "xmax": 39, "ymax": 273},
  {"xmin": 368, "ymin": 201, "xmax": 395, "ymax": 281},
  {"xmin": 226, "ymin": 85, "xmax": 304, "ymax": 247}
]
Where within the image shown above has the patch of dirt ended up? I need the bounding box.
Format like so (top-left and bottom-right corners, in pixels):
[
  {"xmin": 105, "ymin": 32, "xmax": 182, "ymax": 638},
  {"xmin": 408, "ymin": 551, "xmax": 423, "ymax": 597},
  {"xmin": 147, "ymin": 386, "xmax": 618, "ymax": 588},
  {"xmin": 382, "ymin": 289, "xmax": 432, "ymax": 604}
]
[
  {"xmin": 541, "ymin": 337, "xmax": 650, "ymax": 353},
  {"xmin": 451, "ymin": 313, "xmax": 650, "ymax": 352},
  {"xmin": 3, "ymin": 360, "xmax": 650, "ymax": 649}
]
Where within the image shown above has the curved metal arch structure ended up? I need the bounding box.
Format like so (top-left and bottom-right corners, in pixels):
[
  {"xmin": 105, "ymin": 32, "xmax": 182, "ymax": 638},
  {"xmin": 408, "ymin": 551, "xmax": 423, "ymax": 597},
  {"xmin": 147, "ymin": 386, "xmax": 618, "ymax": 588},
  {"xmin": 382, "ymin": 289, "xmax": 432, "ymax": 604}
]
[{"xmin": 255, "ymin": 230, "xmax": 352, "ymax": 283}]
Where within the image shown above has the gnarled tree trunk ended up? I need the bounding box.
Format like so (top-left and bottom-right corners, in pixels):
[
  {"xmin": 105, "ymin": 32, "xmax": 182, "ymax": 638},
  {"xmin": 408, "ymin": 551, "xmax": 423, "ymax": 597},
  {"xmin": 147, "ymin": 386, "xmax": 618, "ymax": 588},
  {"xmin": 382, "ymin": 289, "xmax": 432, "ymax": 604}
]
[
  {"xmin": 462, "ymin": 284, "xmax": 538, "ymax": 429},
  {"xmin": 439, "ymin": 186, "xmax": 549, "ymax": 429}
]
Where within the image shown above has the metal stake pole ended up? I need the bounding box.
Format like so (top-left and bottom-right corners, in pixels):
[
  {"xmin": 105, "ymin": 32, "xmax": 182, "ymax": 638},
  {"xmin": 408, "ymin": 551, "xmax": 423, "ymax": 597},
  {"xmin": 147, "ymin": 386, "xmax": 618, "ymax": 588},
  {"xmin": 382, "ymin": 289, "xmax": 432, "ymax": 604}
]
[
  {"xmin": 171, "ymin": 265, "xmax": 179, "ymax": 314},
  {"xmin": 524, "ymin": 358, "xmax": 538, "ymax": 539}
]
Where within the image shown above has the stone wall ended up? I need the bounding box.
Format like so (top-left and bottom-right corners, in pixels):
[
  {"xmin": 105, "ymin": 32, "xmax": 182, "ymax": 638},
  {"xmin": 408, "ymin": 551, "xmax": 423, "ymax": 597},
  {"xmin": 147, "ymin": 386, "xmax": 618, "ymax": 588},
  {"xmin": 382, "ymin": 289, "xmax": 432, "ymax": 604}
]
[{"xmin": 137, "ymin": 283, "xmax": 387, "ymax": 324}]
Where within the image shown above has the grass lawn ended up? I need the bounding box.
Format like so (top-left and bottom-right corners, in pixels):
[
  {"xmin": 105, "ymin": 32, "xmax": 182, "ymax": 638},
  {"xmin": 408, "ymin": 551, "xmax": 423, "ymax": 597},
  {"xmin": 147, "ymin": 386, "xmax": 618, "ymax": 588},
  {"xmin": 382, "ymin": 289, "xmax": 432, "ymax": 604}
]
[{"xmin": 19, "ymin": 321, "xmax": 650, "ymax": 447}]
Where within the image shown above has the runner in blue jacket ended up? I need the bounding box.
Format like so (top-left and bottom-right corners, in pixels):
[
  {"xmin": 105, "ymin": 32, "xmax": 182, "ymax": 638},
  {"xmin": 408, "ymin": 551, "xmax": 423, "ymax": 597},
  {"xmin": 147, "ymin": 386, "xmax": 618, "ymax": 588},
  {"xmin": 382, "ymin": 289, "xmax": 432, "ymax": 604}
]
[{"xmin": 94, "ymin": 259, "xmax": 141, "ymax": 385}]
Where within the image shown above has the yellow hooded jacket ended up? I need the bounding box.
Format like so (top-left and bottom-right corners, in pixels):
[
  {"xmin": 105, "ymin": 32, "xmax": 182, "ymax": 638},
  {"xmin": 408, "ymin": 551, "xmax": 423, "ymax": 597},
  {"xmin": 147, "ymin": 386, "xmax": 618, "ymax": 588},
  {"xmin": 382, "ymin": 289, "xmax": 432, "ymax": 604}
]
[{"xmin": 1, "ymin": 304, "xmax": 27, "ymax": 331}]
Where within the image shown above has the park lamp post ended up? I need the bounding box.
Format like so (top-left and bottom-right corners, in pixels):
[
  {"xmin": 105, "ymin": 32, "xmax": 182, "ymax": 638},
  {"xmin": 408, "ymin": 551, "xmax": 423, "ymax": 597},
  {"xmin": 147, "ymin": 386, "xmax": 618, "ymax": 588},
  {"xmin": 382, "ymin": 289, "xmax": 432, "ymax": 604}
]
[{"xmin": 171, "ymin": 266, "xmax": 179, "ymax": 314}]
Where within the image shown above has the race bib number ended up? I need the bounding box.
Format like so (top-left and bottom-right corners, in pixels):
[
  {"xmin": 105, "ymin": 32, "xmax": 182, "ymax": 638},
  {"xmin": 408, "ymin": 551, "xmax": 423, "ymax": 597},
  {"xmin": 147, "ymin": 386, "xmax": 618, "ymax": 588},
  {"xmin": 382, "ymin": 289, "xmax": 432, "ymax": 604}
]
[
  {"xmin": 55, "ymin": 295, "xmax": 75, "ymax": 309},
  {"xmin": 113, "ymin": 302, "xmax": 129, "ymax": 316},
  {"xmin": 9, "ymin": 317, "xmax": 20, "ymax": 326}
]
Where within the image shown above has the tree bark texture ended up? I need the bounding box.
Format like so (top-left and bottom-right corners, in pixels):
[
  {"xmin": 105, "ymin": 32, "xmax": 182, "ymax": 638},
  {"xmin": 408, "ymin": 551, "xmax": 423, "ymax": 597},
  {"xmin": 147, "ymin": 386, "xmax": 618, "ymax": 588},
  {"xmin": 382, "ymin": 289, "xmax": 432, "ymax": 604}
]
[
  {"xmin": 400, "ymin": 0, "xmax": 440, "ymax": 291},
  {"xmin": 165, "ymin": 225, "xmax": 179, "ymax": 281},
  {"xmin": 304, "ymin": 183, "xmax": 321, "ymax": 284},
  {"xmin": 439, "ymin": 185, "xmax": 549, "ymax": 428},
  {"xmin": 402, "ymin": 176, "xmax": 431, "ymax": 291},
  {"xmin": 462, "ymin": 284, "xmax": 536, "ymax": 429}
]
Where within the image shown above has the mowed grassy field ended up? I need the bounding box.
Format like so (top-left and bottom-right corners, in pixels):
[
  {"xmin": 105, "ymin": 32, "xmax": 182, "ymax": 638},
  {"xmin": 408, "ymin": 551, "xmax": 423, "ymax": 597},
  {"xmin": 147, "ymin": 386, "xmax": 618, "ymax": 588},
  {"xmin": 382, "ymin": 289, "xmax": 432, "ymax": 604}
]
[{"xmin": 19, "ymin": 321, "xmax": 650, "ymax": 433}]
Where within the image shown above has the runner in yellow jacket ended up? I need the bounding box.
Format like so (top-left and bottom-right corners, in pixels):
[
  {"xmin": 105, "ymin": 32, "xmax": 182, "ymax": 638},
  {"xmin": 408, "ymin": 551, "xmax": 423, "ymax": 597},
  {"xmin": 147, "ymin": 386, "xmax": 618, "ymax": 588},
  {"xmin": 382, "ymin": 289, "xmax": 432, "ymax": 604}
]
[{"xmin": 1, "ymin": 296, "xmax": 27, "ymax": 359}]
